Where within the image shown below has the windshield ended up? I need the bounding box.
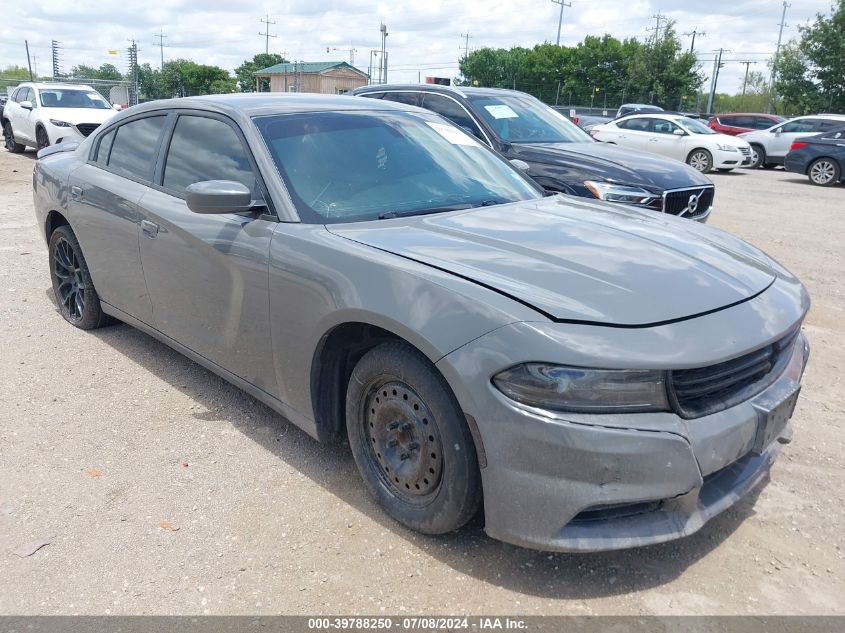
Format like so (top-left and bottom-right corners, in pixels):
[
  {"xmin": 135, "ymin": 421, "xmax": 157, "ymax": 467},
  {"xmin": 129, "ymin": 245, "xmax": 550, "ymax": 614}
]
[
  {"xmin": 253, "ymin": 110, "xmax": 542, "ymax": 224},
  {"xmin": 39, "ymin": 88, "xmax": 111, "ymax": 109},
  {"xmin": 679, "ymin": 117, "xmax": 717, "ymax": 135},
  {"xmin": 467, "ymin": 94, "xmax": 592, "ymax": 144}
]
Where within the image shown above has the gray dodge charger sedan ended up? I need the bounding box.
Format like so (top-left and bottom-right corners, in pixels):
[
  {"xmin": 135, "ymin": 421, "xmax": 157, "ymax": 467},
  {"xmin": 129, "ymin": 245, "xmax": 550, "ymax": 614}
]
[{"xmin": 32, "ymin": 94, "xmax": 810, "ymax": 552}]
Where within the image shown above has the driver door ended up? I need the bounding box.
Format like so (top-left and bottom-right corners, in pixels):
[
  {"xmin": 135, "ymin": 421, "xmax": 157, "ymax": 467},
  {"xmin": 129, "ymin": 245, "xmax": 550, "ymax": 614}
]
[
  {"xmin": 769, "ymin": 118, "xmax": 817, "ymax": 159},
  {"xmin": 644, "ymin": 119, "xmax": 687, "ymax": 161}
]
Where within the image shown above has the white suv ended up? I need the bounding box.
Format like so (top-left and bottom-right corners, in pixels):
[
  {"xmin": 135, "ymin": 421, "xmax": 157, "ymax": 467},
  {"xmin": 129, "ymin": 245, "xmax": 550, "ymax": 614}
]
[
  {"xmin": 2, "ymin": 82, "xmax": 119, "ymax": 153},
  {"xmin": 739, "ymin": 114, "xmax": 845, "ymax": 169}
]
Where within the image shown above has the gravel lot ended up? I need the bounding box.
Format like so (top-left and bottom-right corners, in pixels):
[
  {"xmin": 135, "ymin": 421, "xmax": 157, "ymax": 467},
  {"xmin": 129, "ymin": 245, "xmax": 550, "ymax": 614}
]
[{"xmin": 0, "ymin": 147, "xmax": 843, "ymax": 616}]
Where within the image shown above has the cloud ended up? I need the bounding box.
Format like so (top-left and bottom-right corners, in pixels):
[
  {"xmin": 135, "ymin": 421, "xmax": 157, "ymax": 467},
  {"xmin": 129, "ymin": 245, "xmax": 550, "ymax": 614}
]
[{"xmin": 1, "ymin": 0, "xmax": 833, "ymax": 98}]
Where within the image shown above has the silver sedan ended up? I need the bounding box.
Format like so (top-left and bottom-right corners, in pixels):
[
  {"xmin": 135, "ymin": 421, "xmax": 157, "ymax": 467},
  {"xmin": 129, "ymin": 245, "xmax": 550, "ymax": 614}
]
[{"xmin": 31, "ymin": 94, "xmax": 810, "ymax": 552}]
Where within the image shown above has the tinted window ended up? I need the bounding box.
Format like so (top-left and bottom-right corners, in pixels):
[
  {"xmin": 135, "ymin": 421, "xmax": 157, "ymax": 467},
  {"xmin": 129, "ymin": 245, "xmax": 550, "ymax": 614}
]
[
  {"xmin": 107, "ymin": 116, "xmax": 167, "ymax": 181},
  {"xmin": 617, "ymin": 118, "xmax": 652, "ymax": 132},
  {"xmin": 94, "ymin": 129, "xmax": 115, "ymax": 165},
  {"xmin": 162, "ymin": 116, "xmax": 256, "ymax": 196},
  {"xmin": 652, "ymin": 119, "xmax": 680, "ymax": 134},
  {"xmin": 12, "ymin": 88, "xmax": 25, "ymax": 102},
  {"xmin": 253, "ymin": 110, "xmax": 541, "ymax": 224},
  {"xmin": 817, "ymin": 120, "xmax": 845, "ymax": 132},
  {"xmin": 381, "ymin": 92, "xmax": 420, "ymax": 106},
  {"xmin": 421, "ymin": 94, "xmax": 484, "ymax": 141},
  {"xmin": 780, "ymin": 119, "xmax": 817, "ymax": 134},
  {"xmin": 359, "ymin": 92, "xmax": 385, "ymax": 99},
  {"xmin": 750, "ymin": 116, "xmax": 777, "ymax": 130}
]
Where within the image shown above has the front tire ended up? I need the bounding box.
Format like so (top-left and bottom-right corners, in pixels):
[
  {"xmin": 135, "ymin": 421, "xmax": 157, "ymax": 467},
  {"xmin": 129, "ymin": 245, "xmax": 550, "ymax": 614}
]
[
  {"xmin": 48, "ymin": 225, "xmax": 111, "ymax": 330},
  {"xmin": 687, "ymin": 148, "xmax": 713, "ymax": 173},
  {"xmin": 36, "ymin": 126, "xmax": 50, "ymax": 151},
  {"xmin": 808, "ymin": 158, "xmax": 840, "ymax": 186},
  {"xmin": 749, "ymin": 144, "xmax": 765, "ymax": 169},
  {"xmin": 346, "ymin": 341, "xmax": 481, "ymax": 535},
  {"xmin": 3, "ymin": 121, "xmax": 25, "ymax": 153}
]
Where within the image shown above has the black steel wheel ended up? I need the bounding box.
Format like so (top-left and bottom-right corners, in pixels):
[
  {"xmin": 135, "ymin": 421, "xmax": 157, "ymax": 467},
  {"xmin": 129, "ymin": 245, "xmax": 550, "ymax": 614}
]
[
  {"xmin": 3, "ymin": 121, "xmax": 25, "ymax": 153},
  {"xmin": 49, "ymin": 225, "xmax": 110, "ymax": 330},
  {"xmin": 808, "ymin": 158, "xmax": 840, "ymax": 186},
  {"xmin": 346, "ymin": 342, "xmax": 481, "ymax": 534},
  {"xmin": 36, "ymin": 126, "xmax": 50, "ymax": 151}
]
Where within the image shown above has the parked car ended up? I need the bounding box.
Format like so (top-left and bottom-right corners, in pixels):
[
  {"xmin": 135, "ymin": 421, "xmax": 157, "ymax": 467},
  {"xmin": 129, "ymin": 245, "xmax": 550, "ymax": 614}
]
[
  {"xmin": 592, "ymin": 114, "xmax": 753, "ymax": 173},
  {"xmin": 709, "ymin": 113, "xmax": 785, "ymax": 136},
  {"xmin": 2, "ymin": 82, "xmax": 119, "ymax": 152},
  {"xmin": 738, "ymin": 114, "xmax": 845, "ymax": 169},
  {"xmin": 784, "ymin": 127, "xmax": 845, "ymax": 186},
  {"xmin": 33, "ymin": 94, "xmax": 810, "ymax": 552},
  {"xmin": 615, "ymin": 103, "xmax": 664, "ymax": 118},
  {"xmin": 0, "ymin": 92, "xmax": 7, "ymax": 121},
  {"xmin": 571, "ymin": 114, "xmax": 613, "ymax": 131},
  {"xmin": 353, "ymin": 85, "xmax": 715, "ymax": 222}
]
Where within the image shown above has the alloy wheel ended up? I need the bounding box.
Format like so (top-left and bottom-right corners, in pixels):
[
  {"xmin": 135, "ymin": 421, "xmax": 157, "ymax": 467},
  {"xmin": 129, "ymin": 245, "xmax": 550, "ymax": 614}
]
[
  {"xmin": 810, "ymin": 160, "xmax": 836, "ymax": 185},
  {"xmin": 36, "ymin": 127, "xmax": 49, "ymax": 151},
  {"xmin": 363, "ymin": 379, "xmax": 444, "ymax": 501},
  {"xmin": 689, "ymin": 151, "xmax": 711, "ymax": 172},
  {"xmin": 52, "ymin": 236, "xmax": 87, "ymax": 321}
]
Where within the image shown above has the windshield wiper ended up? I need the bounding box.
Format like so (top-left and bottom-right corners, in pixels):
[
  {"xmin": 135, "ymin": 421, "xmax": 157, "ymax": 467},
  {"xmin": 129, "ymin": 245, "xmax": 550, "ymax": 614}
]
[{"xmin": 378, "ymin": 204, "xmax": 474, "ymax": 220}]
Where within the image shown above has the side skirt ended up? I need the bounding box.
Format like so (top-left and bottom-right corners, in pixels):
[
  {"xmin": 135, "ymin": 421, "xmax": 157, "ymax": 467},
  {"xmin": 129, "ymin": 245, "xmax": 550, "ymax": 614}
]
[{"xmin": 100, "ymin": 301, "xmax": 321, "ymax": 441}]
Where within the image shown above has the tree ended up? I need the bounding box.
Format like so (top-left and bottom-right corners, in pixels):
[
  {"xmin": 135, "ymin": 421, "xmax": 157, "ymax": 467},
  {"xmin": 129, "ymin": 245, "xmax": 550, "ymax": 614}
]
[
  {"xmin": 1, "ymin": 65, "xmax": 34, "ymax": 91},
  {"xmin": 774, "ymin": 0, "xmax": 845, "ymax": 114},
  {"xmin": 70, "ymin": 63, "xmax": 125, "ymax": 81},
  {"xmin": 235, "ymin": 53, "xmax": 288, "ymax": 92}
]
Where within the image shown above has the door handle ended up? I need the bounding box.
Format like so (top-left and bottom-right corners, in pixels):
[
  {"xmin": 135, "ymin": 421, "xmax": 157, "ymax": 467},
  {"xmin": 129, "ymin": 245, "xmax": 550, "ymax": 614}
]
[
  {"xmin": 141, "ymin": 219, "xmax": 159, "ymax": 238},
  {"xmin": 70, "ymin": 185, "xmax": 83, "ymax": 199},
  {"xmin": 649, "ymin": 138, "xmax": 659, "ymax": 142}
]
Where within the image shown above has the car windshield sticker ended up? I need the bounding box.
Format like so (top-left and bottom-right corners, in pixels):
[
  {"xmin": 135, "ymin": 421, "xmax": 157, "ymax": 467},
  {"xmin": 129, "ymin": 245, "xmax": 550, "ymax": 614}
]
[
  {"xmin": 376, "ymin": 146, "xmax": 387, "ymax": 169},
  {"xmin": 484, "ymin": 104, "xmax": 519, "ymax": 119},
  {"xmin": 425, "ymin": 122, "xmax": 480, "ymax": 146}
]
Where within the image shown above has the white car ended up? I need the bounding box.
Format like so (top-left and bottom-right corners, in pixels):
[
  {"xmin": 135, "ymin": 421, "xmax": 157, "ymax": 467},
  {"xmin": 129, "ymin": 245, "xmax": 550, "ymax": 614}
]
[
  {"xmin": 738, "ymin": 114, "xmax": 845, "ymax": 169},
  {"xmin": 591, "ymin": 113, "xmax": 753, "ymax": 174},
  {"xmin": 2, "ymin": 82, "xmax": 119, "ymax": 153}
]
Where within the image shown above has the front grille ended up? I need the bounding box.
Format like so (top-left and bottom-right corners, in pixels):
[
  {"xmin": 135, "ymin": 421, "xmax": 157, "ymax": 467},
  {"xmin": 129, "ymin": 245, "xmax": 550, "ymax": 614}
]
[
  {"xmin": 739, "ymin": 146, "xmax": 751, "ymax": 156},
  {"xmin": 669, "ymin": 330, "xmax": 798, "ymax": 418},
  {"xmin": 75, "ymin": 123, "xmax": 100, "ymax": 137},
  {"xmin": 663, "ymin": 186, "xmax": 714, "ymax": 218}
]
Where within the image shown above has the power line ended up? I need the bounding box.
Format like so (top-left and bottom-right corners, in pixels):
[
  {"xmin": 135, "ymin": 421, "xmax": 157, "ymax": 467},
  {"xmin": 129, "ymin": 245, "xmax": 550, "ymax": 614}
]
[
  {"xmin": 153, "ymin": 30, "xmax": 167, "ymax": 68},
  {"xmin": 259, "ymin": 14, "xmax": 277, "ymax": 55},
  {"xmin": 550, "ymin": 0, "xmax": 572, "ymax": 46}
]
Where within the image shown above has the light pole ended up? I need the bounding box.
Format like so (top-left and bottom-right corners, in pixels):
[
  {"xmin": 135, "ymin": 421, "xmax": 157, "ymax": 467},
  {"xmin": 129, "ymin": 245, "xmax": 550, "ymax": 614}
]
[{"xmin": 550, "ymin": 0, "xmax": 572, "ymax": 46}]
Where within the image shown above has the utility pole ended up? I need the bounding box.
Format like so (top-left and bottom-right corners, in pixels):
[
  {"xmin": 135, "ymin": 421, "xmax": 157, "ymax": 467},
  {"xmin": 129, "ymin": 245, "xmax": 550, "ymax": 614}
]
[
  {"xmin": 127, "ymin": 39, "xmax": 139, "ymax": 106},
  {"xmin": 740, "ymin": 60, "xmax": 757, "ymax": 96},
  {"xmin": 460, "ymin": 32, "xmax": 472, "ymax": 62},
  {"xmin": 379, "ymin": 21, "xmax": 388, "ymax": 84},
  {"xmin": 25, "ymin": 40, "xmax": 34, "ymax": 80},
  {"xmin": 550, "ymin": 0, "xmax": 572, "ymax": 46},
  {"xmin": 51, "ymin": 40, "xmax": 62, "ymax": 80},
  {"xmin": 259, "ymin": 15, "xmax": 277, "ymax": 55},
  {"xmin": 683, "ymin": 27, "xmax": 706, "ymax": 54},
  {"xmin": 706, "ymin": 48, "xmax": 727, "ymax": 114},
  {"xmin": 154, "ymin": 30, "xmax": 167, "ymax": 68},
  {"xmin": 647, "ymin": 12, "xmax": 667, "ymax": 46},
  {"xmin": 768, "ymin": 1, "xmax": 790, "ymax": 113}
]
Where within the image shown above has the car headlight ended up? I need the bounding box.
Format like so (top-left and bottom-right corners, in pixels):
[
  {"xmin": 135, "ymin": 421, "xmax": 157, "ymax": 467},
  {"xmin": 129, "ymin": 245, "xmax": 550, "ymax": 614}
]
[
  {"xmin": 492, "ymin": 364, "xmax": 670, "ymax": 413},
  {"xmin": 49, "ymin": 119, "xmax": 73, "ymax": 128},
  {"xmin": 584, "ymin": 180, "xmax": 657, "ymax": 205},
  {"xmin": 716, "ymin": 143, "xmax": 738, "ymax": 152}
]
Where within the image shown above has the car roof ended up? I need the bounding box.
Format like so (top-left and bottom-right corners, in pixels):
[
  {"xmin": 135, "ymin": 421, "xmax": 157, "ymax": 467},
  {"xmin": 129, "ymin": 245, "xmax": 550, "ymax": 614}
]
[
  {"xmin": 16, "ymin": 82, "xmax": 96, "ymax": 91},
  {"xmin": 717, "ymin": 112, "xmax": 781, "ymax": 117},
  {"xmin": 615, "ymin": 113, "xmax": 690, "ymax": 121},
  {"xmin": 353, "ymin": 84, "xmax": 530, "ymax": 99},
  {"xmin": 123, "ymin": 92, "xmax": 425, "ymax": 118}
]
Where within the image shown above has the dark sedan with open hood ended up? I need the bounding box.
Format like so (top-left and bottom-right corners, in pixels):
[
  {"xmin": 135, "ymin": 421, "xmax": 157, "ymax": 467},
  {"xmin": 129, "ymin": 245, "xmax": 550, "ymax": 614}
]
[
  {"xmin": 33, "ymin": 94, "xmax": 808, "ymax": 552},
  {"xmin": 352, "ymin": 84, "xmax": 715, "ymax": 221}
]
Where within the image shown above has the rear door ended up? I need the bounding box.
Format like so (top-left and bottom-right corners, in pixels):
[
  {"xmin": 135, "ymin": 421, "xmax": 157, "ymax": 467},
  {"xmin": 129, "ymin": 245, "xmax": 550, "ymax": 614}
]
[
  {"xmin": 136, "ymin": 111, "xmax": 278, "ymax": 395},
  {"xmin": 67, "ymin": 114, "xmax": 168, "ymax": 324},
  {"xmin": 613, "ymin": 117, "xmax": 653, "ymax": 151}
]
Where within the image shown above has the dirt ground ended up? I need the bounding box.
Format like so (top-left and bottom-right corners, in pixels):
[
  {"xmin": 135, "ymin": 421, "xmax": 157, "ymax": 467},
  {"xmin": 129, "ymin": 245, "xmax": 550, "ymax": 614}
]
[{"xmin": 0, "ymin": 146, "xmax": 843, "ymax": 616}]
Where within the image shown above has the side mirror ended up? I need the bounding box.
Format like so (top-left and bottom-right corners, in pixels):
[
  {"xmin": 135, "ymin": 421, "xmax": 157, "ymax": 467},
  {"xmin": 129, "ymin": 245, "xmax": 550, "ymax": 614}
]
[
  {"xmin": 185, "ymin": 180, "xmax": 254, "ymax": 214},
  {"xmin": 509, "ymin": 159, "xmax": 531, "ymax": 172},
  {"xmin": 112, "ymin": 103, "xmax": 123, "ymax": 111},
  {"xmin": 773, "ymin": 128, "xmax": 782, "ymax": 136},
  {"xmin": 673, "ymin": 128, "xmax": 686, "ymax": 136},
  {"xmin": 20, "ymin": 100, "xmax": 33, "ymax": 110}
]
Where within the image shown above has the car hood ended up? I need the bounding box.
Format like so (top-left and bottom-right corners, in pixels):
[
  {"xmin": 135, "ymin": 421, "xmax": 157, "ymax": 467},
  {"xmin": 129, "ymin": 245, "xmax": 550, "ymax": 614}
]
[
  {"xmin": 45, "ymin": 108, "xmax": 117, "ymax": 125},
  {"xmin": 510, "ymin": 141, "xmax": 712, "ymax": 191},
  {"xmin": 327, "ymin": 196, "xmax": 777, "ymax": 326}
]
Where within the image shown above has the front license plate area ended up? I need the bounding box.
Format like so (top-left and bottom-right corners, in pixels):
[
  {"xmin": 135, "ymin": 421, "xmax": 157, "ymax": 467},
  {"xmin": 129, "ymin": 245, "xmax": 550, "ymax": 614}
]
[{"xmin": 753, "ymin": 386, "xmax": 800, "ymax": 454}]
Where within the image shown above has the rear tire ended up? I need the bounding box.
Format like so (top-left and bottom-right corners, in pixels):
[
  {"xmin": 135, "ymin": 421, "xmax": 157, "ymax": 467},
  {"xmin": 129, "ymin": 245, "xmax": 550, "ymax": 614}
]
[
  {"xmin": 807, "ymin": 158, "xmax": 840, "ymax": 186},
  {"xmin": 762, "ymin": 163, "xmax": 778, "ymax": 169},
  {"xmin": 48, "ymin": 225, "xmax": 112, "ymax": 330},
  {"xmin": 346, "ymin": 341, "xmax": 481, "ymax": 535},
  {"xmin": 687, "ymin": 149, "xmax": 713, "ymax": 173},
  {"xmin": 3, "ymin": 121, "xmax": 25, "ymax": 153}
]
